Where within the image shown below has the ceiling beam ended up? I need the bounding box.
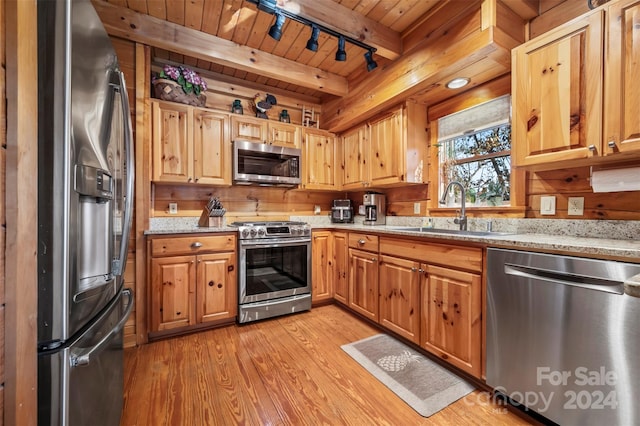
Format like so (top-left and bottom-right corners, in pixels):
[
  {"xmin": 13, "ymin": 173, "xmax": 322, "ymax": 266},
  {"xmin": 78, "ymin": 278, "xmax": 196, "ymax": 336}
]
[
  {"xmin": 92, "ymin": 1, "xmax": 349, "ymax": 97},
  {"xmin": 274, "ymin": 0, "xmax": 402, "ymax": 60}
]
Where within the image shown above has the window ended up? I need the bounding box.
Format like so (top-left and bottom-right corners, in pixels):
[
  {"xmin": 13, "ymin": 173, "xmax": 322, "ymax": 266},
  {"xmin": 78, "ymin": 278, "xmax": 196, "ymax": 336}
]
[{"xmin": 437, "ymin": 95, "xmax": 511, "ymax": 207}]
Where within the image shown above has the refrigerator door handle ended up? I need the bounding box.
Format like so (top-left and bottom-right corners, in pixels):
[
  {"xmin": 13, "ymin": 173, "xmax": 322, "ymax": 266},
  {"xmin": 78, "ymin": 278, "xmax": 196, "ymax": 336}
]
[
  {"xmin": 70, "ymin": 288, "xmax": 134, "ymax": 368},
  {"xmin": 112, "ymin": 69, "xmax": 135, "ymax": 277}
]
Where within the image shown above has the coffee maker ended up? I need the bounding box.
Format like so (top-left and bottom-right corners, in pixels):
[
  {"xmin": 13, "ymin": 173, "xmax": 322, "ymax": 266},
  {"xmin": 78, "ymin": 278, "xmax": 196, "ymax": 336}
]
[{"xmin": 363, "ymin": 192, "xmax": 386, "ymax": 225}]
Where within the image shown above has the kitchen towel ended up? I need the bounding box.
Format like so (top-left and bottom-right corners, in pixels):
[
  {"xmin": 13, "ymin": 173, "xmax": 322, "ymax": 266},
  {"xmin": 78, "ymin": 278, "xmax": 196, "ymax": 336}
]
[{"xmin": 341, "ymin": 334, "xmax": 475, "ymax": 417}]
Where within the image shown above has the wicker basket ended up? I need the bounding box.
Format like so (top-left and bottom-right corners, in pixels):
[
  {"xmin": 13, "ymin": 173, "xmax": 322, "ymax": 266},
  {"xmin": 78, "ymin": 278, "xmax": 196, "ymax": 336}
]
[{"xmin": 153, "ymin": 78, "xmax": 206, "ymax": 107}]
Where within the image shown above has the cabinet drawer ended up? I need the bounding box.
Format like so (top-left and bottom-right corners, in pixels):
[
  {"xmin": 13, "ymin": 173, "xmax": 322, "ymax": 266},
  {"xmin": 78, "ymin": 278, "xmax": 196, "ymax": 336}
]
[
  {"xmin": 151, "ymin": 234, "xmax": 236, "ymax": 256},
  {"xmin": 379, "ymin": 237, "xmax": 482, "ymax": 273},
  {"xmin": 348, "ymin": 233, "xmax": 379, "ymax": 252}
]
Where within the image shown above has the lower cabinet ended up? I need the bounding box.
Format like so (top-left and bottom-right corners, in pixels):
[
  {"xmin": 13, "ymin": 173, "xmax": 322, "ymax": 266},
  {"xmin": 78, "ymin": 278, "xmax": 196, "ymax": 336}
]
[
  {"xmin": 348, "ymin": 248, "xmax": 379, "ymax": 321},
  {"xmin": 311, "ymin": 230, "xmax": 333, "ymax": 303},
  {"xmin": 422, "ymin": 265, "xmax": 482, "ymax": 377},
  {"xmin": 378, "ymin": 255, "xmax": 421, "ymax": 344},
  {"xmin": 148, "ymin": 234, "xmax": 237, "ymax": 335},
  {"xmin": 332, "ymin": 231, "xmax": 349, "ymax": 305}
]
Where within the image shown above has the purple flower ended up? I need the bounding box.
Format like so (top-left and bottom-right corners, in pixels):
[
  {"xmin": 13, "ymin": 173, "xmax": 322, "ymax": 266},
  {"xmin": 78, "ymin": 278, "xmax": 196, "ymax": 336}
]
[{"xmin": 157, "ymin": 64, "xmax": 207, "ymax": 96}]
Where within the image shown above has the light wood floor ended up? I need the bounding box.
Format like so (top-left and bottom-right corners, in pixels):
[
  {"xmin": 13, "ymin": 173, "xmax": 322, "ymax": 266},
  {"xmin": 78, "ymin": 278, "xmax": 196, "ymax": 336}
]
[{"xmin": 122, "ymin": 305, "xmax": 533, "ymax": 425}]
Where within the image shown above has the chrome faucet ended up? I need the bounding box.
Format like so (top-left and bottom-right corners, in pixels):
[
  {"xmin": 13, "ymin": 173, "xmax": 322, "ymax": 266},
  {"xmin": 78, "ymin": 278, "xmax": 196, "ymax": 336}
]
[{"xmin": 439, "ymin": 181, "xmax": 467, "ymax": 231}]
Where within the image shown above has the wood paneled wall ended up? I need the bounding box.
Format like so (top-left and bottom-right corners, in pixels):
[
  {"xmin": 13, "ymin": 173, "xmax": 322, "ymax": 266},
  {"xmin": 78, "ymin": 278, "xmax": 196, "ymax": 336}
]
[
  {"xmin": 1, "ymin": 0, "xmax": 6, "ymax": 417},
  {"xmin": 152, "ymin": 184, "xmax": 338, "ymax": 222}
]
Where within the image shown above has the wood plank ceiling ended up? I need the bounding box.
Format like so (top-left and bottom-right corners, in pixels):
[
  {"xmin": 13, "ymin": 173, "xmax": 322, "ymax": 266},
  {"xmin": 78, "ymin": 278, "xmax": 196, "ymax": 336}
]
[{"xmin": 101, "ymin": 0, "xmax": 540, "ymax": 104}]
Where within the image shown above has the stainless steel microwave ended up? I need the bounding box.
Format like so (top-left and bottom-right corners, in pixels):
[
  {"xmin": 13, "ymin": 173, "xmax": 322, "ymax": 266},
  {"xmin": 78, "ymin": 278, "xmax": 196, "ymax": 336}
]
[{"xmin": 233, "ymin": 140, "xmax": 301, "ymax": 186}]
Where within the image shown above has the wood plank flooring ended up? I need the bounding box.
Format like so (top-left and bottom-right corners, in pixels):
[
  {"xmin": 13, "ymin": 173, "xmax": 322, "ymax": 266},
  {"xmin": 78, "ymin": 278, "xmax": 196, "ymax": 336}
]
[{"xmin": 122, "ymin": 305, "xmax": 533, "ymax": 425}]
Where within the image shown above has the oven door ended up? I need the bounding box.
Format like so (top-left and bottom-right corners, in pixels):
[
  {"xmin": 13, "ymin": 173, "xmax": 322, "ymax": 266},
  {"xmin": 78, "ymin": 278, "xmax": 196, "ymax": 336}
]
[{"xmin": 239, "ymin": 237, "xmax": 311, "ymax": 304}]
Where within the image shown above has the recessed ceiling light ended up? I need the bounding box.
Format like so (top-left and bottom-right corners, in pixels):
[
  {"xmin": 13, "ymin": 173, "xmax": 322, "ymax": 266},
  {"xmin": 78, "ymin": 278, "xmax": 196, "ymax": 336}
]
[{"xmin": 446, "ymin": 77, "xmax": 470, "ymax": 89}]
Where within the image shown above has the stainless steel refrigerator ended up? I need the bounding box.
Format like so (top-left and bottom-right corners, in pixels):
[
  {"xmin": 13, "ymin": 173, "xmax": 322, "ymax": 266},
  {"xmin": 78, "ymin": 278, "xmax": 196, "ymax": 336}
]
[{"xmin": 37, "ymin": 0, "xmax": 135, "ymax": 424}]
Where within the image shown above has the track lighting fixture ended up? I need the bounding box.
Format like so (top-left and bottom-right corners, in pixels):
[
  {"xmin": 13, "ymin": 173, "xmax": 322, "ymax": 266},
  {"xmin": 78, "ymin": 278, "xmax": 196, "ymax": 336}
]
[
  {"xmin": 249, "ymin": 0, "xmax": 378, "ymax": 72},
  {"xmin": 364, "ymin": 49, "xmax": 377, "ymax": 72},
  {"xmin": 268, "ymin": 12, "xmax": 285, "ymax": 41},
  {"xmin": 335, "ymin": 36, "xmax": 347, "ymax": 61},
  {"xmin": 306, "ymin": 25, "xmax": 320, "ymax": 52}
]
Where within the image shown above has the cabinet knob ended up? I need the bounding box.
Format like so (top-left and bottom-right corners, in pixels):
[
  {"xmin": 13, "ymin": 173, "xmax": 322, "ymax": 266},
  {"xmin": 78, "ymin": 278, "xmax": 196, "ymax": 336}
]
[
  {"xmin": 191, "ymin": 242, "xmax": 203, "ymax": 249},
  {"xmin": 608, "ymin": 140, "xmax": 616, "ymax": 148},
  {"xmin": 411, "ymin": 267, "xmax": 418, "ymax": 272},
  {"xmin": 358, "ymin": 239, "xmax": 366, "ymax": 245},
  {"xmin": 419, "ymin": 268, "xmax": 424, "ymax": 273},
  {"xmin": 371, "ymin": 257, "xmax": 377, "ymax": 262},
  {"xmin": 588, "ymin": 145, "xmax": 597, "ymax": 152},
  {"xmin": 188, "ymin": 177, "xmax": 193, "ymax": 182}
]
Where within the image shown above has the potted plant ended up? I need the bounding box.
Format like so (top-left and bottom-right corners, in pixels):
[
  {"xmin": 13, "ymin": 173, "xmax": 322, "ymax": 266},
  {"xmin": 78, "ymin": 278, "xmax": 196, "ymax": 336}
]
[{"xmin": 152, "ymin": 64, "xmax": 208, "ymax": 107}]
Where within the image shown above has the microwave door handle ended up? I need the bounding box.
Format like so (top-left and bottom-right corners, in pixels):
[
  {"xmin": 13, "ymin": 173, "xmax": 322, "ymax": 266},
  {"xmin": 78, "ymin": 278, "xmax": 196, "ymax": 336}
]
[{"xmin": 112, "ymin": 70, "xmax": 135, "ymax": 277}]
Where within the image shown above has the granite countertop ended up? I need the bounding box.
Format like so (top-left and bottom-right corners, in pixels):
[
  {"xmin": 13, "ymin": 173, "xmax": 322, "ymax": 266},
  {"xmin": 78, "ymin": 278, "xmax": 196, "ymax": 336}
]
[{"xmin": 145, "ymin": 217, "xmax": 640, "ymax": 261}]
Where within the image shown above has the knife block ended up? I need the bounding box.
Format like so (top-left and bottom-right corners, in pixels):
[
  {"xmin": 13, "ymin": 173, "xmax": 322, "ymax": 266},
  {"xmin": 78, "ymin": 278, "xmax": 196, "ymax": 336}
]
[{"xmin": 198, "ymin": 208, "xmax": 225, "ymax": 228}]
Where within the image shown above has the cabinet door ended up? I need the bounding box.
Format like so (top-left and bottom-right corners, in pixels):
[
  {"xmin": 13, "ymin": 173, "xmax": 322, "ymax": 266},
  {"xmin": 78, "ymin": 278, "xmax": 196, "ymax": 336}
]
[
  {"xmin": 196, "ymin": 252, "xmax": 237, "ymax": 323},
  {"xmin": 152, "ymin": 101, "xmax": 193, "ymax": 182},
  {"xmin": 604, "ymin": 0, "xmax": 640, "ymax": 155},
  {"xmin": 348, "ymin": 248, "xmax": 379, "ymax": 321},
  {"xmin": 512, "ymin": 11, "xmax": 604, "ymax": 167},
  {"xmin": 342, "ymin": 125, "xmax": 368, "ymax": 189},
  {"xmin": 379, "ymin": 255, "xmax": 421, "ymax": 344},
  {"xmin": 421, "ymin": 265, "xmax": 481, "ymax": 378},
  {"xmin": 332, "ymin": 232, "xmax": 348, "ymax": 305},
  {"xmin": 311, "ymin": 231, "xmax": 332, "ymax": 302},
  {"xmin": 150, "ymin": 255, "xmax": 196, "ymax": 332},
  {"xmin": 231, "ymin": 116, "xmax": 268, "ymax": 143},
  {"xmin": 193, "ymin": 109, "xmax": 231, "ymax": 185},
  {"xmin": 303, "ymin": 128, "xmax": 337, "ymax": 190},
  {"xmin": 270, "ymin": 122, "xmax": 300, "ymax": 148},
  {"xmin": 369, "ymin": 107, "xmax": 403, "ymax": 186}
]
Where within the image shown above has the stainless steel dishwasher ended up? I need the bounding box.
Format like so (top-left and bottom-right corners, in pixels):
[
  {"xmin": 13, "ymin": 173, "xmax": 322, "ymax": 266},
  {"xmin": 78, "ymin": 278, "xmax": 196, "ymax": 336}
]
[{"xmin": 486, "ymin": 248, "xmax": 640, "ymax": 426}]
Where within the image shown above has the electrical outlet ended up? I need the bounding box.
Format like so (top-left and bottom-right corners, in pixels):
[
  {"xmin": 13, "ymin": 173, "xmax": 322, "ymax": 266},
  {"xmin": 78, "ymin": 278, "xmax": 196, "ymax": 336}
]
[
  {"xmin": 169, "ymin": 203, "xmax": 178, "ymax": 214},
  {"xmin": 414, "ymin": 202, "xmax": 421, "ymax": 214},
  {"xmin": 540, "ymin": 196, "xmax": 556, "ymax": 215},
  {"xmin": 568, "ymin": 197, "xmax": 584, "ymax": 216}
]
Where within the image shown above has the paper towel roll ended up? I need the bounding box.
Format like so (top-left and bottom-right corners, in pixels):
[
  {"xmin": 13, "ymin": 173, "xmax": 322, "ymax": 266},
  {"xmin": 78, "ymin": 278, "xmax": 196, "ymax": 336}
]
[{"xmin": 591, "ymin": 167, "xmax": 640, "ymax": 193}]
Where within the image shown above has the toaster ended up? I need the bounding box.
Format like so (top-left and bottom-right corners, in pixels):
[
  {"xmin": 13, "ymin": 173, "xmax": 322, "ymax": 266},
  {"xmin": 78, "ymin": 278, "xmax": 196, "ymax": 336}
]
[{"xmin": 331, "ymin": 199, "xmax": 354, "ymax": 223}]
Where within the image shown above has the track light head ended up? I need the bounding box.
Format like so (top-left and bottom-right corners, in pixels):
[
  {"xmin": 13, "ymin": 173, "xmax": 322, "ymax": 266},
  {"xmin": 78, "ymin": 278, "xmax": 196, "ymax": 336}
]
[
  {"xmin": 364, "ymin": 49, "xmax": 377, "ymax": 72},
  {"xmin": 306, "ymin": 25, "xmax": 320, "ymax": 51},
  {"xmin": 268, "ymin": 12, "xmax": 286, "ymax": 41},
  {"xmin": 335, "ymin": 36, "xmax": 347, "ymax": 61}
]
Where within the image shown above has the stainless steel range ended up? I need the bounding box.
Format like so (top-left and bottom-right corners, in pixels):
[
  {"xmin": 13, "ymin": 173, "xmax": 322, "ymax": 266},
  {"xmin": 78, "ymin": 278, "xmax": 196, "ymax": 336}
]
[{"xmin": 234, "ymin": 221, "xmax": 312, "ymax": 323}]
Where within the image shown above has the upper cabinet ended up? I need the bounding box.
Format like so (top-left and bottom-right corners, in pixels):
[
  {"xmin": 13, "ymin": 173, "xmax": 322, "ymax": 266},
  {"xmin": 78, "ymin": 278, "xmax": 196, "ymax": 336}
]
[
  {"xmin": 231, "ymin": 115, "xmax": 300, "ymax": 148},
  {"xmin": 512, "ymin": 11, "xmax": 604, "ymax": 168},
  {"xmin": 603, "ymin": 0, "xmax": 640, "ymax": 156},
  {"xmin": 341, "ymin": 101, "xmax": 428, "ymax": 189},
  {"xmin": 513, "ymin": 0, "xmax": 640, "ymax": 170},
  {"xmin": 152, "ymin": 100, "xmax": 231, "ymax": 185},
  {"xmin": 301, "ymin": 127, "xmax": 338, "ymax": 190}
]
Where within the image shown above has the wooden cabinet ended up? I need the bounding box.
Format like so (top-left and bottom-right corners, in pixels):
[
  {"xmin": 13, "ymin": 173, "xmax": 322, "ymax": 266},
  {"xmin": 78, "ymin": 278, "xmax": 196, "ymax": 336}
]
[
  {"xmin": 512, "ymin": 11, "xmax": 604, "ymax": 168},
  {"xmin": 603, "ymin": 0, "xmax": 640, "ymax": 156},
  {"xmin": 348, "ymin": 233, "xmax": 379, "ymax": 321},
  {"xmin": 231, "ymin": 115, "xmax": 300, "ymax": 148},
  {"xmin": 302, "ymin": 128, "xmax": 338, "ymax": 190},
  {"xmin": 148, "ymin": 234, "xmax": 237, "ymax": 335},
  {"xmin": 379, "ymin": 236, "xmax": 483, "ymax": 378},
  {"xmin": 422, "ymin": 265, "xmax": 481, "ymax": 378},
  {"xmin": 332, "ymin": 231, "xmax": 348, "ymax": 305},
  {"xmin": 378, "ymin": 255, "xmax": 421, "ymax": 344},
  {"xmin": 152, "ymin": 100, "xmax": 231, "ymax": 184},
  {"xmin": 311, "ymin": 230, "xmax": 333, "ymax": 303},
  {"xmin": 341, "ymin": 101, "xmax": 427, "ymax": 189},
  {"xmin": 513, "ymin": 3, "xmax": 640, "ymax": 169}
]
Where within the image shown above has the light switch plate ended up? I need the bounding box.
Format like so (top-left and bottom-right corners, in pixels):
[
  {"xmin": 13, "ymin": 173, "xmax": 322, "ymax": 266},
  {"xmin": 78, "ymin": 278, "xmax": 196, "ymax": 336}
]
[
  {"xmin": 568, "ymin": 197, "xmax": 584, "ymax": 216},
  {"xmin": 540, "ymin": 196, "xmax": 556, "ymax": 215},
  {"xmin": 414, "ymin": 202, "xmax": 421, "ymax": 214},
  {"xmin": 169, "ymin": 203, "xmax": 178, "ymax": 214}
]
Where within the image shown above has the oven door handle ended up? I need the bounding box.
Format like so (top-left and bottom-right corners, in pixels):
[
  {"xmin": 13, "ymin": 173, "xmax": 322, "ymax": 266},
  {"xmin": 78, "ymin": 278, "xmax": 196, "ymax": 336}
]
[{"xmin": 240, "ymin": 237, "xmax": 311, "ymax": 248}]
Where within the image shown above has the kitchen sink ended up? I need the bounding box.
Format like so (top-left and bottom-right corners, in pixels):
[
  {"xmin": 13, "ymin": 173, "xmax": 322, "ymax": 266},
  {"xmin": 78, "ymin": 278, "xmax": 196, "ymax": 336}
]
[{"xmin": 390, "ymin": 227, "xmax": 514, "ymax": 237}]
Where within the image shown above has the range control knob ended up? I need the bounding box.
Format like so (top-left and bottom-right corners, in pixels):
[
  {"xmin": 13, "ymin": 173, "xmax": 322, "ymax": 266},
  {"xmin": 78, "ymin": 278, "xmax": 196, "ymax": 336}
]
[
  {"xmin": 241, "ymin": 229, "xmax": 250, "ymax": 238},
  {"xmin": 257, "ymin": 228, "xmax": 266, "ymax": 237},
  {"xmin": 250, "ymin": 228, "xmax": 257, "ymax": 237},
  {"xmin": 303, "ymin": 228, "xmax": 310, "ymax": 236}
]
